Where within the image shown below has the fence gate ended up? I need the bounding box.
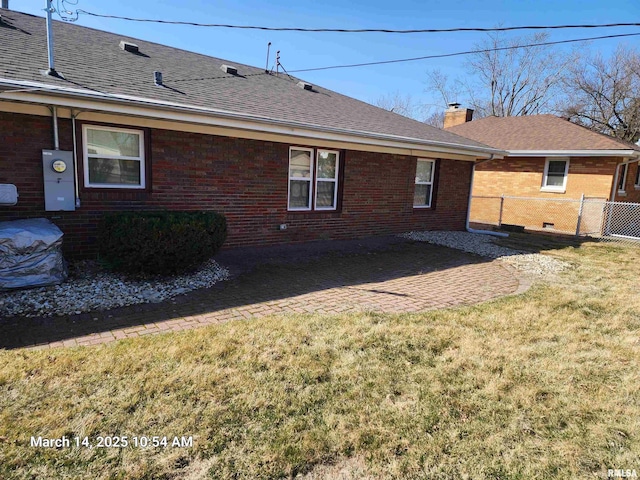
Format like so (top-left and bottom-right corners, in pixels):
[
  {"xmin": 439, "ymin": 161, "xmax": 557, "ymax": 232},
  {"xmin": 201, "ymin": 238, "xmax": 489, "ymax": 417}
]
[{"xmin": 602, "ymin": 201, "xmax": 640, "ymax": 240}]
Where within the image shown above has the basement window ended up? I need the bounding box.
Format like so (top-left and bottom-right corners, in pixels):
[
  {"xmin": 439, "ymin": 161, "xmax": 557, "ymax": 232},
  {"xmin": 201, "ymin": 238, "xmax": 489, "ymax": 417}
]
[
  {"xmin": 288, "ymin": 147, "xmax": 340, "ymax": 211},
  {"xmin": 83, "ymin": 125, "xmax": 145, "ymax": 189},
  {"xmin": 541, "ymin": 157, "xmax": 569, "ymax": 193},
  {"xmin": 413, "ymin": 159, "xmax": 435, "ymax": 208}
]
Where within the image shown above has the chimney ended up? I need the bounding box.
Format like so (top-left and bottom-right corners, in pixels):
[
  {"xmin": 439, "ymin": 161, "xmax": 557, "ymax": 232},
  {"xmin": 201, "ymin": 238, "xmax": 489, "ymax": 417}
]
[{"xmin": 444, "ymin": 103, "xmax": 473, "ymax": 128}]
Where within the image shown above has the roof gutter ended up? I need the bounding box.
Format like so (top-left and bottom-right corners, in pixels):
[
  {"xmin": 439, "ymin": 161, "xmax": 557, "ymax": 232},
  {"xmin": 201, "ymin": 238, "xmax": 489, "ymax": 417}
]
[
  {"xmin": 0, "ymin": 78, "xmax": 504, "ymax": 159},
  {"xmin": 507, "ymin": 149, "xmax": 640, "ymax": 158}
]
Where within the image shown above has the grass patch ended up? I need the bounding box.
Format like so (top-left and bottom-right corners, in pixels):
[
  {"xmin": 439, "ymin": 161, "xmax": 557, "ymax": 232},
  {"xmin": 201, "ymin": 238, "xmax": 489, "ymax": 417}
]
[{"xmin": 1, "ymin": 239, "xmax": 640, "ymax": 479}]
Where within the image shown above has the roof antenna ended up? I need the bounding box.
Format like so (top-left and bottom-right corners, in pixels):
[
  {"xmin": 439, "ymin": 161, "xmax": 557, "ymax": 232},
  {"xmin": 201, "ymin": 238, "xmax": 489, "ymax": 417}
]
[
  {"xmin": 276, "ymin": 50, "xmax": 280, "ymax": 76},
  {"xmin": 265, "ymin": 42, "xmax": 271, "ymax": 73}
]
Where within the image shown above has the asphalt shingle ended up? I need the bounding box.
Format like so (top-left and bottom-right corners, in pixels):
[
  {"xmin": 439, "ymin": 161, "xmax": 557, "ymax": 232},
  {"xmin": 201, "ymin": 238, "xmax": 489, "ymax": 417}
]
[
  {"xmin": 446, "ymin": 114, "xmax": 640, "ymax": 152},
  {"xmin": 0, "ymin": 10, "xmax": 490, "ymax": 151}
]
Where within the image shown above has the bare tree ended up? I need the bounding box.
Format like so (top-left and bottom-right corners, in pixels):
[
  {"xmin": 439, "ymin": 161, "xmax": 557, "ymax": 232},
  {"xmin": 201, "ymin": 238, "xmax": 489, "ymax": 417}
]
[
  {"xmin": 423, "ymin": 111, "xmax": 445, "ymax": 129},
  {"xmin": 425, "ymin": 32, "xmax": 567, "ymax": 118},
  {"xmin": 373, "ymin": 91, "xmax": 445, "ymax": 126},
  {"xmin": 560, "ymin": 45, "xmax": 640, "ymax": 142},
  {"xmin": 425, "ymin": 70, "xmax": 462, "ymax": 107},
  {"xmin": 373, "ymin": 91, "xmax": 422, "ymax": 119},
  {"xmin": 467, "ymin": 32, "xmax": 567, "ymax": 117}
]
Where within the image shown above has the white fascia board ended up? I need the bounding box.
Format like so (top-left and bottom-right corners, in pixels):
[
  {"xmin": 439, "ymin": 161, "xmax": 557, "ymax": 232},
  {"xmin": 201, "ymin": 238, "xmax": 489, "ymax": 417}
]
[
  {"xmin": 507, "ymin": 149, "xmax": 640, "ymax": 158},
  {"xmin": 0, "ymin": 78, "xmax": 504, "ymax": 160}
]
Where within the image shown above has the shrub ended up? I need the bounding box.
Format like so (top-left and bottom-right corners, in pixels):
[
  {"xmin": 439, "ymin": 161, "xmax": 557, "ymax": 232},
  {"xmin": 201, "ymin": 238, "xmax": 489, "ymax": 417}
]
[{"xmin": 98, "ymin": 211, "xmax": 227, "ymax": 275}]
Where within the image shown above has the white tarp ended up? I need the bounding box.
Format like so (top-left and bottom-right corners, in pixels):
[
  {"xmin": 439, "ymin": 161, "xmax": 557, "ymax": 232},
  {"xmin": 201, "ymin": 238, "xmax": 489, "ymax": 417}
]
[{"xmin": 0, "ymin": 218, "xmax": 67, "ymax": 290}]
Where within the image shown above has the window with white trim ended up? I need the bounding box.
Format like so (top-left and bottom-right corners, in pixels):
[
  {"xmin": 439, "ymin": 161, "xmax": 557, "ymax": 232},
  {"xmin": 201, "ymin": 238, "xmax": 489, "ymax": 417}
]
[
  {"xmin": 83, "ymin": 125, "xmax": 145, "ymax": 189},
  {"xmin": 414, "ymin": 159, "xmax": 435, "ymax": 208},
  {"xmin": 288, "ymin": 147, "xmax": 314, "ymax": 210},
  {"xmin": 618, "ymin": 162, "xmax": 629, "ymax": 193},
  {"xmin": 635, "ymin": 164, "xmax": 640, "ymax": 187},
  {"xmin": 541, "ymin": 158, "xmax": 569, "ymax": 192},
  {"xmin": 288, "ymin": 147, "xmax": 340, "ymax": 211},
  {"xmin": 315, "ymin": 150, "xmax": 339, "ymax": 210}
]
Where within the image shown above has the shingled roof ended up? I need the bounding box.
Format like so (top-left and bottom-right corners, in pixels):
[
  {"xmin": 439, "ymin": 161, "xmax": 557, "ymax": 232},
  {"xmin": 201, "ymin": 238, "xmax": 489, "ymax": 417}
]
[
  {"xmin": 0, "ymin": 9, "xmax": 495, "ymax": 155},
  {"xmin": 446, "ymin": 114, "xmax": 640, "ymax": 153}
]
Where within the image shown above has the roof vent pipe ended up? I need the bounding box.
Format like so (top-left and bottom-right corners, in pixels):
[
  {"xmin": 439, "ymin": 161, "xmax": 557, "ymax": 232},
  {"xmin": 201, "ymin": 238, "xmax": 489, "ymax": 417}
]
[
  {"xmin": 154, "ymin": 71, "xmax": 163, "ymax": 86},
  {"xmin": 1, "ymin": 1, "xmax": 9, "ymax": 9},
  {"xmin": 44, "ymin": 0, "xmax": 59, "ymax": 77}
]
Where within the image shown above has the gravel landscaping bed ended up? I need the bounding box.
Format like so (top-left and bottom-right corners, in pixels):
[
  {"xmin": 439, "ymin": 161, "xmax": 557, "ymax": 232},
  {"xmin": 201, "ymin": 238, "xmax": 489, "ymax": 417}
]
[
  {"xmin": 0, "ymin": 260, "xmax": 229, "ymax": 318},
  {"xmin": 401, "ymin": 231, "xmax": 570, "ymax": 277}
]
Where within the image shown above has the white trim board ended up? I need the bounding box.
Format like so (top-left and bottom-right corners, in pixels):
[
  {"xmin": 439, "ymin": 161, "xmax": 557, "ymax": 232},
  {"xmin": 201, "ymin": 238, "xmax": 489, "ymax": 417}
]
[{"xmin": 0, "ymin": 78, "xmax": 504, "ymax": 160}]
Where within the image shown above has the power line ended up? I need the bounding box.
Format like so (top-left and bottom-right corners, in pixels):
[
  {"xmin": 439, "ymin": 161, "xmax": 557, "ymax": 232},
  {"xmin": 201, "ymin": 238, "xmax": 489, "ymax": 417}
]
[
  {"xmin": 158, "ymin": 31, "xmax": 640, "ymax": 83},
  {"xmin": 72, "ymin": 10, "xmax": 640, "ymax": 34},
  {"xmin": 289, "ymin": 32, "xmax": 640, "ymax": 73}
]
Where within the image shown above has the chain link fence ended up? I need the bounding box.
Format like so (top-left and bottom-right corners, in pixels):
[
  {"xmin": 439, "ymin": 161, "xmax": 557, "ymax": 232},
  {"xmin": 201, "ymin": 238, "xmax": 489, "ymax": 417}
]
[{"xmin": 470, "ymin": 195, "xmax": 640, "ymax": 242}]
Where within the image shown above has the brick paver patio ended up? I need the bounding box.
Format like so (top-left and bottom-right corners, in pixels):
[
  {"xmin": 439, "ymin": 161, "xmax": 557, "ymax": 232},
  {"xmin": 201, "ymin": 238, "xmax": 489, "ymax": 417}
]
[{"xmin": 0, "ymin": 237, "xmax": 524, "ymax": 350}]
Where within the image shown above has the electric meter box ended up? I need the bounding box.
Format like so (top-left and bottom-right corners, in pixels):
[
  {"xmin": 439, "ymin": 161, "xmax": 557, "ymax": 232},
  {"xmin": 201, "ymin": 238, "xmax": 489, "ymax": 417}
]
[{"xmin": 42, "ymin": 150, "xmax": 75, "ymax": 211}]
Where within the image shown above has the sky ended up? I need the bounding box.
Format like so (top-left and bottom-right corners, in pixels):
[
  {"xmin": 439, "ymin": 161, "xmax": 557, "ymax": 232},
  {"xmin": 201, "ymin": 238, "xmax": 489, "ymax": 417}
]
[{"xmin": 7, "ymin": 0, "xmax": 640, "ymax": 117}]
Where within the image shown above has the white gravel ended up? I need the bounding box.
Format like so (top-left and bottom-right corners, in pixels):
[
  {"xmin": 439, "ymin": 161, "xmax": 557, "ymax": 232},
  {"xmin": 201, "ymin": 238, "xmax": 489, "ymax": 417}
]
[
  {"xmin": 0, "ymin": 259, "xmax": 229, "ymax": 318},
  {"xmin": 401, "ymin": 231, "xmax": 570, "ymax": 277}
]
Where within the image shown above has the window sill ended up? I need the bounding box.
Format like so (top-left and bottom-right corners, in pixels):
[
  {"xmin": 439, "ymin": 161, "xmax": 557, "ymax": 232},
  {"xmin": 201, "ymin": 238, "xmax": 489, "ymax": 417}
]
[
  {"xmin": 617, "ymin": 191, "xmax": 627, "ymax": 197},
  {"xmin": 413, "ymin": 205, "xmax": 433, "ymax": 210},
  {"xmin": 286, "ymin": 210, "xmax": 341, "ymax": 218},
  {"xmin": 85, "ymin": 185, "xmax": 146, "ymax": 190},
  {"xmin": 634, "ymin": 185, "xmax": 640, "ymax": 190},
  {"xmin": 540, "ymin": 187, "xmax": 566, "ymax": 194},
  {"xmin": 287, "ymin": 209, "xmax": 338, "ymax": 213}
]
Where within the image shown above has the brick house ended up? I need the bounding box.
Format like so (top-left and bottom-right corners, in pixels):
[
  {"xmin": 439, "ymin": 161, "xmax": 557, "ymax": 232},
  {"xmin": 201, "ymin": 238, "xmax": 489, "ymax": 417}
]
[
  {"xmin": 0, "ymin": 10, "xmax": 502, "ymax": 258},
  {"xmin": 445, "ymin": 106, "xmax": 640, "ymax": 233}
]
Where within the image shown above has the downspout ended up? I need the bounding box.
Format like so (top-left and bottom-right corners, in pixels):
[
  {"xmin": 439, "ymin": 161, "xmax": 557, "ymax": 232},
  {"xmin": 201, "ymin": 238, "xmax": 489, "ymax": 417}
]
[
  {"xmin": 71, "ymin": 109, "xmax": 81, "ymax": 207},
  {"xmin": 610, "ymin": 157, "xmax": 640, "ymax": 201},
  {"xmin": 466, "ymin": 155, "xmax": 509, "ymax": 238}
]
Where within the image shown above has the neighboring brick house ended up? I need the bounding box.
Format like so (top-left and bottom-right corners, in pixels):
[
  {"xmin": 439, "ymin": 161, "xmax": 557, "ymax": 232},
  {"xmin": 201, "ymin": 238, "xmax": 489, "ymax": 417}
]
[
  {"xmin": 0, "ymin": 10, "xmax": 502, "ymax": 258},
  {"xmin": 445, "ymin": 106, "xmax": 640, "ymax": 233}
]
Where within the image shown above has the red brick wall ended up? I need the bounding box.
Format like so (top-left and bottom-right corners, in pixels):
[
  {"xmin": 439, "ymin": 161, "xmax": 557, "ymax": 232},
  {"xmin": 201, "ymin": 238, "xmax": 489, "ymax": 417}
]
[{"xmin": 0, "ymin": 111, "xmax": 472, "ymax": 258}]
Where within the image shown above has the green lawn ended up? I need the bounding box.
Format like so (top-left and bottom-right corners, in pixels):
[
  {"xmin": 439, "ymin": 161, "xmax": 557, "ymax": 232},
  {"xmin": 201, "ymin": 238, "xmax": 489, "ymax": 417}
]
[{"xmin": 1, "ymin": 238, "xmax": 639, "ymax": 479}]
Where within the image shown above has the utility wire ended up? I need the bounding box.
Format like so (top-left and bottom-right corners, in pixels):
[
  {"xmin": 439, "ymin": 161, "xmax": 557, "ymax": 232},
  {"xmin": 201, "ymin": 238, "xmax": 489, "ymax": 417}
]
[
  {"xmin": 289, "ymin": 32, "xmax": 640, "ymax": 72},
  {"xmin": 72, "ymin": 10, "xmax": 640, "ymax": 34},
  {"xmin": 164, "ymin": 31, "xmax": 640, "ymax": 83},
  {"xmin": 56, "ymin": 0, "xmax": 79, "ymax": 22}
]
